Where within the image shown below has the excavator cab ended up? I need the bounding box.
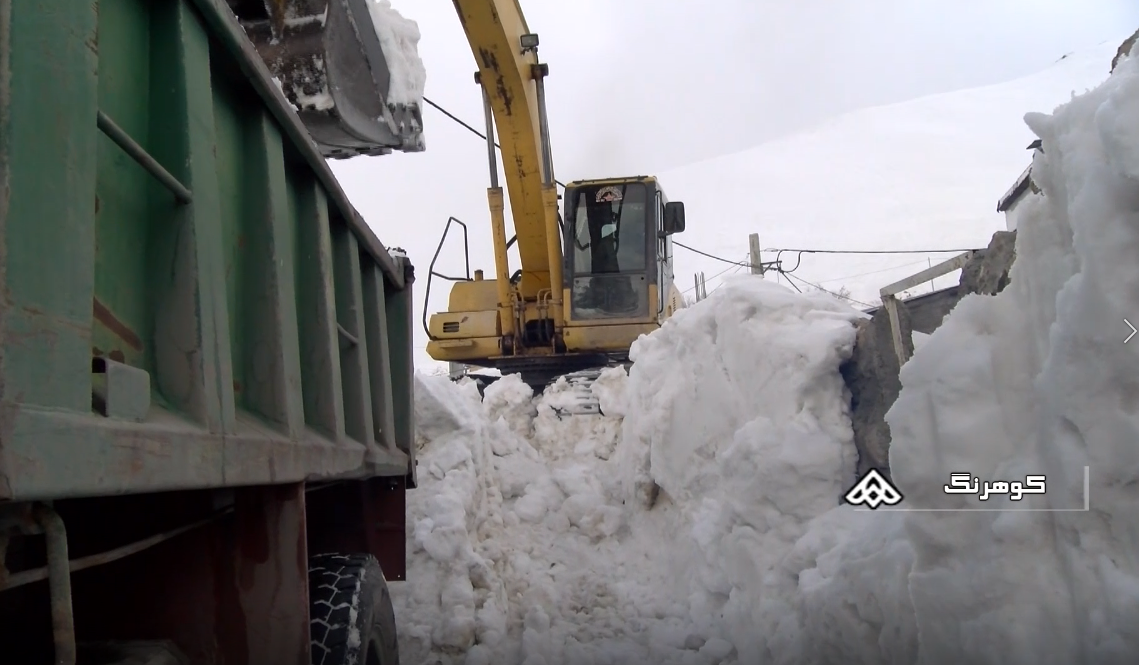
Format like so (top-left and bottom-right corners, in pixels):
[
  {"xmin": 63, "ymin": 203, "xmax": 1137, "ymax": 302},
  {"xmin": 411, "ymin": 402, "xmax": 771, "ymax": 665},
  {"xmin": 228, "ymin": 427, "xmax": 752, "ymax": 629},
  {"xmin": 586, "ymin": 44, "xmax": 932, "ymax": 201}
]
[
  {"xmin": 423, "ymin": 175, "xmax": 686, "ymax": 389},
  {"xmin": 562, "ymin": 177, "xmax": 686, "ymax": 325},
  {"xmin": 227, "ymin": 0, "xmax": 425, "ymax": 159}
]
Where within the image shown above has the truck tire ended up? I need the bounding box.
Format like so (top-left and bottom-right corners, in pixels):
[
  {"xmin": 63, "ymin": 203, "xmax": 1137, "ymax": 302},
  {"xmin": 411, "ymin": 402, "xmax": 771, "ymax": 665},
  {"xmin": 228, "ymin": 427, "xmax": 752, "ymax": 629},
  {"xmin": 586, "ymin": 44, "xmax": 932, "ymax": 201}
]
[{"xmin": 309, "ymin": 553, "xmax": 399, "ymax": 665}]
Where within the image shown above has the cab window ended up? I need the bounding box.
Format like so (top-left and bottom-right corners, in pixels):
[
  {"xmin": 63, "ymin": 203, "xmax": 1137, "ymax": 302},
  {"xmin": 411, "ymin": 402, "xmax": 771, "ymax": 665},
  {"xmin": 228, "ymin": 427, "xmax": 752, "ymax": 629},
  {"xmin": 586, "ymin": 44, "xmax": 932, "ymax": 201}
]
[{"xmin": 569, "ymin": 183, "xmax": 648, "ymax": 275}]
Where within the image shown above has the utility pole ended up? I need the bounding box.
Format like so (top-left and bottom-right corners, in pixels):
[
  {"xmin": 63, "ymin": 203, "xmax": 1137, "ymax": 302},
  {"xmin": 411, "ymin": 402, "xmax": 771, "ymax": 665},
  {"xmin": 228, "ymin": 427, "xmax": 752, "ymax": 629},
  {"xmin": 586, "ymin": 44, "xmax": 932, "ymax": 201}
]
[{"xmin": 749, "ymin": 233, "xmax": 764, "ymax": 276}]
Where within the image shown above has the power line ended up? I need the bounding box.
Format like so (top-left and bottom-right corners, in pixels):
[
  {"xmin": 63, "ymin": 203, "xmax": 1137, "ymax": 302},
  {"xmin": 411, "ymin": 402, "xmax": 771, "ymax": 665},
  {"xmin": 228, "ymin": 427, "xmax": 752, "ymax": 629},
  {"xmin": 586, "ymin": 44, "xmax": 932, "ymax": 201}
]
[
  {"xmin": 423, "ymin": 96, "xmax": 567, "ymax": 190},
  {"xmin": 682, "ymin": 256, "xmax": 746, "ymax": 294},
  {"xmin": 706, "ymin": 262, "xmax": 748, "ymax": 297},
  {"xmin": 766, "ymin": 247, "xmax": 978, "ymax": 255},
  {"xmin": 782, "ymin": 272, "xmax": 876, "ymax": 309},
  {"xmin": 815, "ymin": 258, "xmax": 931, "ymax": 284},
  {"xmin": 672, "ymin": 241, "xmax": 751, "ymax": 267}
]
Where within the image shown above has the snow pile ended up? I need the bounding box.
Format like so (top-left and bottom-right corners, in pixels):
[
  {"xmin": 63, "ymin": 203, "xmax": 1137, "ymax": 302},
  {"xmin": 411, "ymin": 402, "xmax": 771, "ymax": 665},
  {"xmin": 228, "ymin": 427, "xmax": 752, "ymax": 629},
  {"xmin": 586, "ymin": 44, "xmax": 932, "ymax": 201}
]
[
  {"xmin": 879, "ymin": 38, "xmax": 1139, "ymax": 663},
  {"xmin": 756, "ymin": 38, "xmax": 1139, "ymax": 665},
  {"xmin": 366, "ymin": 0, "xmax": 427, "ymax": 106},
  {"xmin": 617, "ymin": 278, "xmax": 868, "ymax": 663},
  {"xmin": 395, "ymin": 278, "xmax": 864, "ymax": 665}
]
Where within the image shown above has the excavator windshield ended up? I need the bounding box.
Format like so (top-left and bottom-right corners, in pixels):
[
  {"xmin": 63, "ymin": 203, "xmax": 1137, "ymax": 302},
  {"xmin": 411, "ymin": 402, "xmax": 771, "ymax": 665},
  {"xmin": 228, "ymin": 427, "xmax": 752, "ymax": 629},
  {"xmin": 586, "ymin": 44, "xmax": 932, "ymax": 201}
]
[{"xmin": 565, "ymin": 182, "xmax": 652, "ymax": 319}]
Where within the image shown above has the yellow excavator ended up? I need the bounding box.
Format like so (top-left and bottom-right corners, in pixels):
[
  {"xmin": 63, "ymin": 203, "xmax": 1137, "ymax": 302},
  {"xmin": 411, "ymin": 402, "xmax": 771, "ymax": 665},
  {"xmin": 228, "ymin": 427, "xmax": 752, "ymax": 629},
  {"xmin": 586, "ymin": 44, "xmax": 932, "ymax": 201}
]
[
  {"xmin": 233, "ymin": 0, "xmax": 686, "ymax": 397},
  {"xmin": 422, "ymin": 1, "xmax": 688, "ymax": 395}
]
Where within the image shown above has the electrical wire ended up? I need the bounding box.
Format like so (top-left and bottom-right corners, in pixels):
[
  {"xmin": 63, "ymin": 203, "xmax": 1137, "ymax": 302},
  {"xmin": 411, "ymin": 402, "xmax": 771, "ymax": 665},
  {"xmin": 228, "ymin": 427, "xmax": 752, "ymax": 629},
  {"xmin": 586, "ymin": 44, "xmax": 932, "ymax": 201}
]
[
  {"xmin": 766, "ymin": 247, "xmax": 979, "ymax": 255},
  {"xmin": 814, "ymin": 258, "xmax": 931, "ymax": 285},
  {"xmin": 706, "ymin": 262, "xmax": 749, "ymax": 297},
  {"xmin": 682, "ymin": 256, "xmax": 747, "ymax": 294},
  {"xmin": 671, "ymin": 240, "xmax": 749, "ymax": 268},
  {"xmin": 423, "ymin": 96, "xmax": 568, "ymax": 190},
  {"xmin": 782, "ymin": 272, "xmax": 876, "ymax": 309}
]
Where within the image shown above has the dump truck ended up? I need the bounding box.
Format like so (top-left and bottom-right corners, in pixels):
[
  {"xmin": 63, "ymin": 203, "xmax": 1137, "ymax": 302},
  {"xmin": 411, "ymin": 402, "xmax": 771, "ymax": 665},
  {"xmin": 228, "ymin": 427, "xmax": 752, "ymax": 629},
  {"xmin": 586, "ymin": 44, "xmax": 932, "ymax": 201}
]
[{"xmin": 0, "ymin": 0, "xmax": 422, "ymax": 663}]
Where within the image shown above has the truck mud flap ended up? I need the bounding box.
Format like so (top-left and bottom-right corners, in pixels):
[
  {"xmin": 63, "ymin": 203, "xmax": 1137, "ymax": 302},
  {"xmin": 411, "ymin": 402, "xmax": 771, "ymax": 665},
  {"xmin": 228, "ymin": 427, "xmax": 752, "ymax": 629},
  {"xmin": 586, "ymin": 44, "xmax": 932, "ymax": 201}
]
[{"xmin": 229, "ymin": 0, "xmax": 425, "ymax": 159}]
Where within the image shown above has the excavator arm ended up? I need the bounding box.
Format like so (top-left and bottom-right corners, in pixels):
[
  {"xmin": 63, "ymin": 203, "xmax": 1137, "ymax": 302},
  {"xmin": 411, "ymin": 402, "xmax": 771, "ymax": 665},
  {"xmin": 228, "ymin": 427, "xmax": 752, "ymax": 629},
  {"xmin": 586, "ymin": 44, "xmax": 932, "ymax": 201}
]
[
  {"xmin": 231, "ymin": 0, "xmax": 689, "ymax": 390},
  {"xmin": 451, "ymin": 0, "xmax": 562, "ymax": 304}
]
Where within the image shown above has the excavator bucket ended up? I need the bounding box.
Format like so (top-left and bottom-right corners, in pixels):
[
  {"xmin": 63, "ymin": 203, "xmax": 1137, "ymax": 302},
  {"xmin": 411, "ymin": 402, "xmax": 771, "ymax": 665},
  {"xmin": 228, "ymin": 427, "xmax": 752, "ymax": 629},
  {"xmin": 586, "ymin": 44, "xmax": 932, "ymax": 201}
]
[{"xmin": 228, "ymin": 0, "xmax": 425, "ymax": 159}]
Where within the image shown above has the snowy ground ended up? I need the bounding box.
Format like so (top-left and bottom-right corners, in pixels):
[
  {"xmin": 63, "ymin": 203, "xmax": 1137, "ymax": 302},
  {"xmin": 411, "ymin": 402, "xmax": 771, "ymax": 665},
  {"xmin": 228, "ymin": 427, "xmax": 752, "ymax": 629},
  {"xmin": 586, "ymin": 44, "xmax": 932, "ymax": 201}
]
[
  {"xmin": 662, "ymin": 38, "xmax": 1127, "ymax": 307},
  {"xmin": 391, "ymin": 39, "xmax": 1139, "ymax": 665}
]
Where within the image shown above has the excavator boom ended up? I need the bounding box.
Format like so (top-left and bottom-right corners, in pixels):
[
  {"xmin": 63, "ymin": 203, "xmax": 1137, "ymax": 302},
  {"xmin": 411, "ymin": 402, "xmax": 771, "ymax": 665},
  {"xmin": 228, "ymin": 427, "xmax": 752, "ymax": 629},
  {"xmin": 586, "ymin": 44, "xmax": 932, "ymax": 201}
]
[
  {"xmin": 228, "ymin": 0, "xmax": 687, "ymax": 392},
  {"xmin": 452, "ymin": 0, "xmax": 559, "ymax": 299}
]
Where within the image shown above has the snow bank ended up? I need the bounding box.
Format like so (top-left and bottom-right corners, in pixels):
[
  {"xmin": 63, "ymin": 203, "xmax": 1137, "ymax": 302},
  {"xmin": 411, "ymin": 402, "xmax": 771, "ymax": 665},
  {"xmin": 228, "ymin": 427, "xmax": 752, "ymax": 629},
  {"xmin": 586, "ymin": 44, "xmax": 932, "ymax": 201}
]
[
  {"xmin": 618, "ymin": 277, "xmax": 868, "ymax": 663},
  {"xmin": 760, "ymin": 37, "xmax": 1139, "ymax": 665},
  {"xmin": 396, "ymin": 277, "xmax": 864, "ymax": 665},
  {"xmin": 878, "ymin": 38, "xmax": 1139, "ymax": 664},
  {"xmin": 366, "ymin": 0, "xmax": 427, "ymax": 106}
]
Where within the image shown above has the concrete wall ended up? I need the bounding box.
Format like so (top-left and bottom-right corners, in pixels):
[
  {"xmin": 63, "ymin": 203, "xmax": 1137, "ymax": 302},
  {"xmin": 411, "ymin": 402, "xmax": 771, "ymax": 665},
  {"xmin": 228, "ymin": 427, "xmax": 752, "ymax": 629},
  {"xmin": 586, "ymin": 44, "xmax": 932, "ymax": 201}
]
[
  {"xmin": 864, "ymin": 285, "xmax": 962, "ymax": 335},
  {"xmin": 843, "ymin": 229, "xmax": 1017, "ymax": 477}
]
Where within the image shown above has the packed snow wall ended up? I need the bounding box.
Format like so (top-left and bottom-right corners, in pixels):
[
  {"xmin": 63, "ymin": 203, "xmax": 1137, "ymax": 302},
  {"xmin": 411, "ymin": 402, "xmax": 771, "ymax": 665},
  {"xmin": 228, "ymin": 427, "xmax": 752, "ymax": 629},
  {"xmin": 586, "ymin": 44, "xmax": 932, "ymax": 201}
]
[{"xmin": 880, "ymin": 37, "xmax": 1139, "ymax": 664}]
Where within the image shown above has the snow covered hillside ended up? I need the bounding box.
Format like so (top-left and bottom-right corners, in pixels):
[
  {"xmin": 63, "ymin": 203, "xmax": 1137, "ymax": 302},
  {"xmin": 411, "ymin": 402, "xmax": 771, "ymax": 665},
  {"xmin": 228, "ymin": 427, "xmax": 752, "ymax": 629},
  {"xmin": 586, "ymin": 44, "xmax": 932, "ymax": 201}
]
[
  {"xmin": 664, "ymin": 38, "xmax": 1125, "ymax": 307},
  {"xmin": 394, "ymin": 37, "xmax": 1139, "ymax": 664}
]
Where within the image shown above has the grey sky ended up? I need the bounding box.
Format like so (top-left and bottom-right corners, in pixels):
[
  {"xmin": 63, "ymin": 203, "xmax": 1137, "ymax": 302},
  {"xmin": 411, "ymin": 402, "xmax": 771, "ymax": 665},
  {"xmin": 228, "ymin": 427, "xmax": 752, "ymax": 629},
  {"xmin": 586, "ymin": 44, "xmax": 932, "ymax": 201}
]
[{"xmin": 331, "ymin": 0, "xmax": 1138, "ymax": 367}]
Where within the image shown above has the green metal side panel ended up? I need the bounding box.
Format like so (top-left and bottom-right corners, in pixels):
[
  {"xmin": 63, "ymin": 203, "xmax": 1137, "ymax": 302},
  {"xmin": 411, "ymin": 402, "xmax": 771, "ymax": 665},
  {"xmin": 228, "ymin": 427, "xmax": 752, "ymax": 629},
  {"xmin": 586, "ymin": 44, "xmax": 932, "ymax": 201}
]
[
  {"xmin": 385, "ymin": 271, "xmax": 416, "ymax": 463},
  {"xmin": 1, "ymin": 0, "xmax": 97, "ymax": 414},
  {"xmin": 93, "ymin": 0, "xmax": 155, "ymax": 375},
  {"xmin": 0, "ymin": 0, "xmax": 416, "ymax": 500}
]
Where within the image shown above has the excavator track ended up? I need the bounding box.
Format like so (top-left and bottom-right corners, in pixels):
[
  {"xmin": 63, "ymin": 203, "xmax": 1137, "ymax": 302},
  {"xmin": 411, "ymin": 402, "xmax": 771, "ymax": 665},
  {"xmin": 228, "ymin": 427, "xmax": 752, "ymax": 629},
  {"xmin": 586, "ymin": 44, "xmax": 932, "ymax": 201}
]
[
  {"xmin": 548, "ymin": 368, "xmax": 606, "ymax": 418},
  {"xmin": 451, "ymin": 365, "xmax": 624, "ymax": 418}
]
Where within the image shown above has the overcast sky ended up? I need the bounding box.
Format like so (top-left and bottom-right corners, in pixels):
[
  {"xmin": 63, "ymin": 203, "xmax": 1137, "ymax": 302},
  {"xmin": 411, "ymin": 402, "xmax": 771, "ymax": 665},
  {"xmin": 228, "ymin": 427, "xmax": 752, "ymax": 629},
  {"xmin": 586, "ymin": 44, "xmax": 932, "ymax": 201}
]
[{"xmin": 331, "ymin": 0, "xmax": 1139, "ymax": 367}]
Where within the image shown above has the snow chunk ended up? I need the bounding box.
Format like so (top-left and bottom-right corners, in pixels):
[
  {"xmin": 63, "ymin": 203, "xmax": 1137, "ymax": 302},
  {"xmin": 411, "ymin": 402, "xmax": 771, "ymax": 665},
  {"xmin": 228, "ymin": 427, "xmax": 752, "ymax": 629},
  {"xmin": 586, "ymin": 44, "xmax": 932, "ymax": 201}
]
[
  {"xmin": 365, "ymin": 0, "xmax": 427, "ymax": 106},
  {"xmin": 621, "ymin": 275, "xmax": 862, "ymax": 511}
]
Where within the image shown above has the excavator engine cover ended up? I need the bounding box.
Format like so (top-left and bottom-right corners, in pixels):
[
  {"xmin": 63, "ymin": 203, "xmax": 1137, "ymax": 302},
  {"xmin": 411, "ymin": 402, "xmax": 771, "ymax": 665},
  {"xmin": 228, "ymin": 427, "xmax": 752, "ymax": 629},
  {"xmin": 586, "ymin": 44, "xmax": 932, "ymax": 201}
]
[{"xmin": 228, "ymin": 0, "xmax": 425, "ymax": 159}]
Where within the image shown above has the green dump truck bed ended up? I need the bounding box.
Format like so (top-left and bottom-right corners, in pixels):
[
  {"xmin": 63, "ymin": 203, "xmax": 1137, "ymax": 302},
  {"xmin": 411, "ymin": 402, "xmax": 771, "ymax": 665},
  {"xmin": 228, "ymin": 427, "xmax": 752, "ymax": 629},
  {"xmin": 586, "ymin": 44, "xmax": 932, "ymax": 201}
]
[
  {"xmin": 0, "ymin": 2, "xmax": 421, "ymax": 662},
  {"xmin": 0, "ymin": 0, "xmax": 416, "ymax": 500}
]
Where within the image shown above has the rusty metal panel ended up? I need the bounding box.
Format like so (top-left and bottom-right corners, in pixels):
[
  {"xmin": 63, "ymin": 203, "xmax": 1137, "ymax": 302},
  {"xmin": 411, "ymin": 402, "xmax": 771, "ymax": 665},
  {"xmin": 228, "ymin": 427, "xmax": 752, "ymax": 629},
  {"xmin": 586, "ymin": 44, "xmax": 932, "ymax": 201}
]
[
  {"xmin": 231, "ymin": 483, "xmax": 310, "ymax": 665},
  {"xmin": 306, "ymin": 478, "xmax": 407, "ymax": 582}
]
